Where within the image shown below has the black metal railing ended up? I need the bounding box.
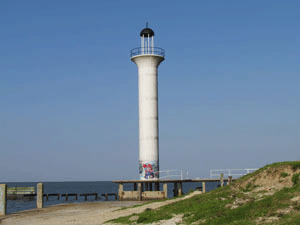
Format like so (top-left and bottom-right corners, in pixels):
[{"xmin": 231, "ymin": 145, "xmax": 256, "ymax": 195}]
[{"xmin": 130, "ymin": 47, "xmax": 165, "ymax": 57}]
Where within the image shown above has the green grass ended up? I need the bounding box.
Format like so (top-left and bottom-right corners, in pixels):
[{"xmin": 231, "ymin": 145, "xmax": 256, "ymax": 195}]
[
  {"xmin": 292, "ymin": 174, "xmax": 300, "ymax": 185},
  {"xmin": 111, "ymin": 183, "xmax": 300, "ymax": 224},
  {"xmin": 281, "ymin": 172, "xmax": 289, "ymax": 178},
  {"xmin": 109, "ymin": 161, "xmax": 300, "ymax": 224},
  {"xmin": 114, "ymin": 199, "xmax": 166, "ymax": 212},
  {"xmin": 242, "ymin": 182, "xmax": 260, "ymax": 192}
]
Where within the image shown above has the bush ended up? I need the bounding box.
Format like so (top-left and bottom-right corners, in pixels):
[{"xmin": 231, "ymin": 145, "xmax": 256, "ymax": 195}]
[
  {"xmin": 291, "ymin": 162, "xmax": 300, "ymax": 171},
  {"xmin": 281, "ymin": 172, "xmax": 289, "ymax": 178},
  {"xmin": 292, "ymin": 174, "xmax": 300, "ymax": 185}
]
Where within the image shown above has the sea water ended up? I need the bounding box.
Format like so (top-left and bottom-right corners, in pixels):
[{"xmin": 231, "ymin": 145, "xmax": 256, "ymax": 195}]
[{"xmin": 4, "ymin": 181, "xmax": 220, "ymax": 214}]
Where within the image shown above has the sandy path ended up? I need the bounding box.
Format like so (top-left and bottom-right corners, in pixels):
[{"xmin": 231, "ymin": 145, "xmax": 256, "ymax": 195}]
[{"xmin": 0, "ymin": 191, "xmax": 202, "ymax": 225}]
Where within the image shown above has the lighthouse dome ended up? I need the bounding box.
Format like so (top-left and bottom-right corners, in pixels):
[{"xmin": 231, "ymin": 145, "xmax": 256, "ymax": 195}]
[{"xmin": 140, "ymin": 27, "xmax": 154, "ymax": 37}]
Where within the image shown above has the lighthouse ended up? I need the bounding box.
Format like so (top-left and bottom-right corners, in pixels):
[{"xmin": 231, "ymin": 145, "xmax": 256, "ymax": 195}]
[{"xmin": 131, "ymin": 24, "xmax": 165, "ymax": 180}]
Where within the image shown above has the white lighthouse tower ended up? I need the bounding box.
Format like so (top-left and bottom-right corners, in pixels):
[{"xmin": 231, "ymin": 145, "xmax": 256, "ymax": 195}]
[{"xmin": 131, "ymin": 24, "xmax": 165, "ymax": 180}]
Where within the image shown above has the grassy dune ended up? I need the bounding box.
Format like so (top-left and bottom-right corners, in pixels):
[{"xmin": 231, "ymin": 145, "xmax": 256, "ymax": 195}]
[{"xmin": 110, "ymin": 161, "xmax": 300, "ymax": 224}]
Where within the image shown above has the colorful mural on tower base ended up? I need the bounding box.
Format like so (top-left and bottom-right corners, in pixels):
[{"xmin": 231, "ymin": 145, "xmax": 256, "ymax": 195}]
[{"xmin": 139, "ymin": 161, "xmax": 159, "ymax": 180}]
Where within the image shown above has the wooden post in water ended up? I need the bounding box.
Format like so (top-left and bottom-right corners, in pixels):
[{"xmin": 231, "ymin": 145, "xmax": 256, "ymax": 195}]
[
  {"xmin": 178, "ymin": 182, "xmax": 183, "ymax": 196},
  {"xmin": 202, "ymin": 182, "xmax": 206, "ymax": 193},
  {"xmin": 138, "ymin": 183, "xmax": 142, "ymax": 201},
  {"xmin": 174, "ymin": 182, "xmax": 178, "ymax": 197},
  {"xmin": 163, "ymin": 183, "xmax": 168, "ymax": 199},
  {"xmin": 133, "ymin": 183, "xmax": 137, "ymax": 191},
  {"xmin": 0, "ymin": 184, "xmax": 7, "ymax": 216},
  {"xmin": 37, "ymin": 183, "xmax": 44, "ymax": 209},
  {"xmin": 220, "ymin": 173, "xmax": 224, "ymax": 187},
  {"xmin": 118, "ymin": 183, "xmax": 124, "ymax": 201},
  {"xmin": 155, "ymin": 182, "xmax": 159, "ymax": 191},
  {"xmin": 145, "ymin": 182, "xmax": 149, "ymax": 191}
]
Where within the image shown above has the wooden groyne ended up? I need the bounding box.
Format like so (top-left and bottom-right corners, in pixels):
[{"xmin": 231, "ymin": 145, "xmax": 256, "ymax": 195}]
[
  {"xmin": 80, "ymin": 193, "xmax": 99, "ymax": 201},
  {"xmin": 7, "ymin": 192, "xmax": 114, "ymax": 202},
  {"xmin": 61, "ymin": 193, "xmax": 78, "ymax": 201},
  {"xmin": 46, "ymin": 193, "xmax": 60, "ymax": 200},
  {"xmin": 102, "ymin": 193, "xmax": 117, "ymax": 201}
]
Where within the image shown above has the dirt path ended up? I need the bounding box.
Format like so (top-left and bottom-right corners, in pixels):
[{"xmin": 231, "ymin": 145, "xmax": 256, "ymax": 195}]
[{"xmin": 0, "ymin": 191, "xmax": 202, "ymax": 225}]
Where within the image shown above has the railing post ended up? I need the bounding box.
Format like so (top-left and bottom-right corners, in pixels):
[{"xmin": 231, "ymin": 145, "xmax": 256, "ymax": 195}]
[
  {"xmin": 0, "ymin": 184, "xmax": 7, "ymax": 216},
  {"xmin": 37, "ymin": 183, "xmax": 44, "ymax": 209},
  {"xmin": 202, "ymin": 182, "xmax": 206, "ymax": 193}
]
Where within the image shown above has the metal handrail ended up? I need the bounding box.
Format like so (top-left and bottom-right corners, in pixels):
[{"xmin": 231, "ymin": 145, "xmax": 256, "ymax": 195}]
[
  {"xmin": 130, "ymin": 47, "xmax": 165, "ymax": 57},
  {"xmin": 210, "ymin": 168, "xmax": 259, "ymax": 178},
  {"xmin": 156, "ymin": 170, "xmax": 183, "ymax": 180}
]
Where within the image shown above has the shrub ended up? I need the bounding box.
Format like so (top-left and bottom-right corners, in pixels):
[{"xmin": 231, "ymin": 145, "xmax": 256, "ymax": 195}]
[
  {"xmin": 291, "ymin": 162, "xmax": 300, "ymax": 171},
  {"xmin": 281, "ymin": 172, "xmax": 289, "ymax": 178},
  {"xmin": 242, "ymin": 182, "xmax": 259, "ymax": 192},
  {"xmin": 292, "ymin": 173, "xmax": 300, "ymax": 185}
]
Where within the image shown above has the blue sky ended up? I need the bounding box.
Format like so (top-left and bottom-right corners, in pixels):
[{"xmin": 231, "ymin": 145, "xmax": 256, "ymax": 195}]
[{"xmin": 1, "ymin": 0, "xmax": 299, "ymax": 181}]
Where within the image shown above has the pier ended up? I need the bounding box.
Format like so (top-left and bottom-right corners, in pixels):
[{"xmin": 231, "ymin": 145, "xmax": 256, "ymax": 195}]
[
  {"xmin": 113, "ymin": 176, "xmax": 234, "ymax": 201},
  {"xmin": 0, "ymin": 176, "xmax": 233, "ymax": 215}
]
